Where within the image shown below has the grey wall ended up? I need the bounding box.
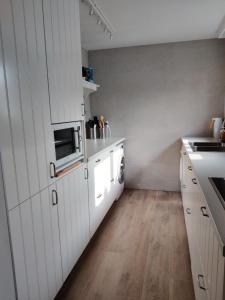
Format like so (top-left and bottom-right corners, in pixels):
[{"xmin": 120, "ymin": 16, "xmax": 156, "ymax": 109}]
[{"xmin": 89, "ymin": 39, "xmax": 225, "ymax": 191}]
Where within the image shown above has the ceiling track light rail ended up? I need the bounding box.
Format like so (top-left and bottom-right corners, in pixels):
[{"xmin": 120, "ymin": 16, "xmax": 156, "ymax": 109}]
[{"xmin": 81, "ymin": 0, "xmax": 114, "ymax": 40}]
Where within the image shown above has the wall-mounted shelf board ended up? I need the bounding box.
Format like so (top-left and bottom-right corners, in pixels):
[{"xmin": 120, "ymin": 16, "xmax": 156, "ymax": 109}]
[{"xmin": 82, "ymin": 78, "xmax": 100, "ymax": 98}]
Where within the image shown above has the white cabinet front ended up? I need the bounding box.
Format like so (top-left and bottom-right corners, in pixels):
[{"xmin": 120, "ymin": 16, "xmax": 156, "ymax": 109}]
[
  {"xmin": 56, "ymin": 164, "xmax": 90, "ymax": 280},
  {"xmin": 88, "ymin": 152, "xmax": 112, "ymax": 236},
  {"xmin": 43, "ymin": 0, "xmax": 83, "ymax": 123},
  {"xmin": 0, "ymin": 0, "xmax": 55, "ymax": 210},
  {"xmin": 8, "ymin": 186, "xmax": 62, "ymax": 300}
]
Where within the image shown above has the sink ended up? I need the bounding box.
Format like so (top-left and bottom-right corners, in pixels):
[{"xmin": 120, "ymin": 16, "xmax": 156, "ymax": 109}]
[
  {"xmin": 209, "ymin": 177, "xmax": 225, "ymax": 209},
  {"xmin": 191, "ymin": 142, "xmax": 222, "ymax": 147},
  {"xmin": 189, "ymin": 142, "xmax": 225, "ymax": 152}
]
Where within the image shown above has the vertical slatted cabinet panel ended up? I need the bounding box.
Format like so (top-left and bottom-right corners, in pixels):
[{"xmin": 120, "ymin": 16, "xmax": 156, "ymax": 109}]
[
  {"xmin": 8, "ymin": 186, "xmax": 62, "ymax": 300},
  {"xmin": 0, "ymin": 0, "xmax": 30, "ymax": 207},
  {"xmin": 56, "ymin": 164, "xmax": 90, "ymax": 281},
  {"xmin": 203, "ymin": 220, "xmax": 225, "ymax": 300},
  {"xmin": 0, "ymin": 23, "xmax": 18, "ymax": 209},
  {"xmin": 0, "ymin": 157, "xmax": 16, "ymax": 300},
  {"xmin": 77, "ymin": 164, "xmax": 90, "ymax": 252},
  {"xmin": 71, "ymin": 0, "xmax": 84, "ymax": 121},
  {"xmin": 42, "ymin": 0, "xmax": 83, "ymax": 123},
  {"xmin": 0, "ymin": 0, "xmax": 54, "ymax": 210}
]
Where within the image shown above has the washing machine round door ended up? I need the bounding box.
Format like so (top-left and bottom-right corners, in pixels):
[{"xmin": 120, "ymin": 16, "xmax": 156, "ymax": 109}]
[{"xmin": 118, "ymin": 156, "xmax": 125, "ymax": 184}]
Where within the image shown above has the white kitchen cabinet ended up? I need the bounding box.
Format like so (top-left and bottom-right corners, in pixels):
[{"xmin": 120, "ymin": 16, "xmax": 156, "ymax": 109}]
[
  {"xmin": 8, "ymin": 185, "xmax": 62, "ymax": 300},
  {"xmin": 43, "ymin": 0, "xmax": 83, "ymax": 123},
  {"xmin": 0, "ymin": 0, "xmax": 55, "ymax": 209},
  {"xmin": 56, "ymin": 164, "xmax": 90, "ymax": 280},
  {"xmin": 180, "ymin": 147, "xmax": 225, "ymax": 300},
  {"xmin": 88, "ymin": 151, "xmax": 112, "ymax": 237}
]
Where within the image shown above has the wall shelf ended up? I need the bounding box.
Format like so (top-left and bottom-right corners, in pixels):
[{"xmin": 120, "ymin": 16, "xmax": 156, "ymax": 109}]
[{"xmin": 82, "ymin": 78, "xmax": 100, "ymax": 98}]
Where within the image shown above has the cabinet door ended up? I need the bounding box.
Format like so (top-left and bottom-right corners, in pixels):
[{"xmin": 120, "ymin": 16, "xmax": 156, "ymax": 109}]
[
  {"xmin": 43, "ymin": 0, "xmax": 83, "ymax": 123},
  {"xmin": 0, "ymin": 0, "xmax": 55, "ymax": 210},
  {"xmin": 196, "ymin": 190, "xmax": 225, "ymax": 300},
  {"xmin": 57, "ymin": 164, "xmax": 90, "ymax": 280},
  {"xmin": 88, "ymin": 152, "xmax": 111, "ymax": 236},
  {"xmin": 8, "ymin": 186, "xmax": 62, "ymax": 300},
  {"xmin": 191, "ymin": 240, "xmax": 209, "ymax": 300}
]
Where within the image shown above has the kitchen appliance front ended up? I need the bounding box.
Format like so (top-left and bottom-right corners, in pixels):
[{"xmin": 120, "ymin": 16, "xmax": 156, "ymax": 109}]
[{"xmin": 53, "ymin": 121, "xmax": 84, "ymax": 172}]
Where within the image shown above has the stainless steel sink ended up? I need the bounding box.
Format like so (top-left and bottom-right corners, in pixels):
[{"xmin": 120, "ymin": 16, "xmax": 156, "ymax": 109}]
[{"xmin": 189, "ymin": 142, "xmax": 225, "ymax": 152}]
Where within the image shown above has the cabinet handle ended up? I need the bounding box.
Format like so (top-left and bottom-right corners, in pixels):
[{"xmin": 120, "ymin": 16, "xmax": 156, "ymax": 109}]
[
  {"xmin": 50, "ymin": 162, "xmax": 56, "ymax": 178},
  {"xmin": 183, "ymin": 152, "xmax": 187, "ymax": 155},
  {"xmin": 111, "ymin": 178, "xmax": 114, "ymax": 182},
  {"xmin": 74, "ymin": 127, "xmax": 81, "ymax": 152},
  {"xmin": 84, "ymin": 168, "xmax": 88, "ymax": 180},
  {"xmin": 52, "ymin": 189, "xmax": 58, "ymax": 206},
  {"xmin": 201, "ymin": 206, "xmax": 209, "ymax": 218},
  {"xmin": 97, "ymin": 194, "xmax": 102, "ymax": 199},
  {"xmin": 188, "ymin": 166, "xmax": 192, "ymax": 171},
  {"xmin": 197, "ymin": 274, "xmax": 206, "ymax": 290},
  {"xmin": 95, "ymin": 159, "xmax": 101, "ymax": 163},
  {"xmin": 81, "ymin": 103, "xmax": 85, "ymax": 116},
  {"xmin": 192, "ymin": 178, "xmax": 197, "ymax": 185},
  {"xmin": 110, "ymin": 150, "xmax": 114, "ymax": 153},
  {"xmin": 186, "ymin": 208, "xmax": 191, "ymax": 215},
  {"xmin": 182, "ymin": 184, "xmax": 186, "ymax": 189}
]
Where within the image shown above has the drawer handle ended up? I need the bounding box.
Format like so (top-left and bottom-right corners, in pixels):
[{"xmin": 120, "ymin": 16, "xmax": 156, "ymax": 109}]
[
  {"xmin": 52, "ymin": 189, "xmax": 58, "ymax": 206},
  {"xmin": 182, "ymin": 184, "xmax": 186, "ymax": 189},
  {"xmin": 50, "ymin": 162, "xmax": 56, "ymax": 178},
  {"xmin": 201, "ymin": 206, "xmax": 209, "ymax": 218},
  {"xmin": 183, "ymin": 152, "xmax": 187, "ymax": 155},
  {"xmin": 111, "ymin": 178, "xmax": 114, "ymax": 182},
  {"xmin": 188, "ymin": 166, "xmax": 192, "ymax": 171},
  {"xmin": 95, "ymin": 159, "xmax": 101, "ymax": 163},
  {"xmin": 97, "ymin": 194, "xmax": 102, "ymax": 199},
  {"xmin": 192, "ymin": 178, "xmax": 197, "ymax": 185},
  {"xmin": 186, "ymin": 208, "xmax": 191, "ymax": 215},
  {"xmin": 197, "ymin": 274, "xmax": 206, "ymax": 290}
]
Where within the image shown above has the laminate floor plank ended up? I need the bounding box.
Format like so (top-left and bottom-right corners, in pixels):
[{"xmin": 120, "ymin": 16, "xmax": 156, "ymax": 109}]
[{"xmin": 56, "ymin": 189, "xmax": 195, "ymax": 300}]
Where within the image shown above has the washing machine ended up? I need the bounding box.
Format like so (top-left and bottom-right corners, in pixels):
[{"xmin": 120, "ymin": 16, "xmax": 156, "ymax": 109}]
[{"xmin": 115, "ymin": 143, "xmax": 125, "ymax": 200}]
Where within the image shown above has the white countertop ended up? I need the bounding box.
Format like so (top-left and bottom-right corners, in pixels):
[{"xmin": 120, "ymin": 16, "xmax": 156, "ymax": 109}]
[
  {"xmin": 182, "ymin": 137, "xmax": 225, "ymax": 250},
  {"xmin": 85, "ymin": 137, "xmax": 125, "ymax": 161}
]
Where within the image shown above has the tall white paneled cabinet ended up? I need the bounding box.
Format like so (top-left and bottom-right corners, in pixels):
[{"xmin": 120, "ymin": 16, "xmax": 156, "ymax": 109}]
[
  {"xmin": 0, "ymin": 0, "xmax": 88, "ymax": 299},
  {"xmin": 43, "ymin": 0, "xmax": 84, "ymax": 123}
]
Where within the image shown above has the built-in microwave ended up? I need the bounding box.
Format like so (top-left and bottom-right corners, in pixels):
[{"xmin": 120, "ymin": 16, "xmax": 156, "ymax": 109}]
[{"xmin": 52, "ymin": 121, "xmax": 84, "ymax": 172}]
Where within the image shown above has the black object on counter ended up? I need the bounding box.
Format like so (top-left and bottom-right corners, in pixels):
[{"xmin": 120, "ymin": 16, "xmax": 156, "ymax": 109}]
[{"xmin": 209, "ymin": 177, "xmax": 225, "ymax": 209}]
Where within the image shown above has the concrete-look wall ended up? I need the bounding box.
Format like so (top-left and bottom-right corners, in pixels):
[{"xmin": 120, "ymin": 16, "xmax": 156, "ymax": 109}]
[{"xmin": 89, "ymin": 39, "xmax": 225, "ymax": 191}]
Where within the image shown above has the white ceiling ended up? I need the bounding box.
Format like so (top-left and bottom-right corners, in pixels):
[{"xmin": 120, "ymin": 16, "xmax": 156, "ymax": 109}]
[{"xmin": 80, "ymin": 0, "xmax": 225, "ymax": 50}]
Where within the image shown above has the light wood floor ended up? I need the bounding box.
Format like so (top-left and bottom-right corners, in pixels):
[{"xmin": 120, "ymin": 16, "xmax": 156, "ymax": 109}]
[{"xmin": 56, "ymin": 189, "xmax": 195, "ymax": 300}]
